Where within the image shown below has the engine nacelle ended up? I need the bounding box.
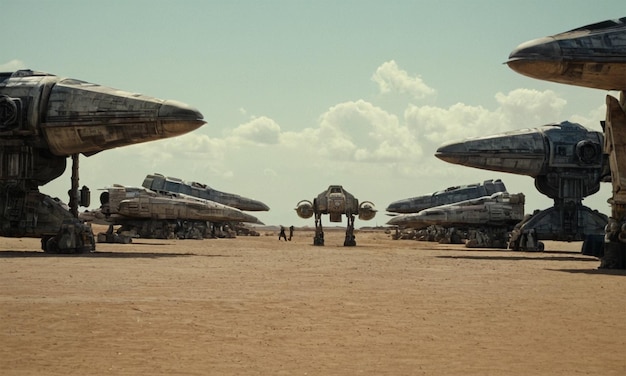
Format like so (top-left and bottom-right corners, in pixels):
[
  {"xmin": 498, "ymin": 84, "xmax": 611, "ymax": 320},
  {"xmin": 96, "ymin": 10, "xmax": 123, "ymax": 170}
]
[
  {"xmin": 358, "ymin": 201, "xmax": 377, "ymax": 221},
  {"xmin": 295, "ymin": 200, "xmax": 314, "ymax": 219}
]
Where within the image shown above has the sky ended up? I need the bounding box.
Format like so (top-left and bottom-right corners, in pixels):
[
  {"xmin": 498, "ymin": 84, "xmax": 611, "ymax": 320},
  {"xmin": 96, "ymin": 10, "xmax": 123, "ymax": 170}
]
[{"xmin": 3, "ymin": 0, "xmax": 624, "ymax": 227}]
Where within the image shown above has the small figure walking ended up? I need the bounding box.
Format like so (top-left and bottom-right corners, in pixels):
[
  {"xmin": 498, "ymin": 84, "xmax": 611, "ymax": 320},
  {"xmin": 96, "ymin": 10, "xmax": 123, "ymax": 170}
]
[
  {"xmin": 278, "ymin": 226, "xmax": 287, "ymax": 241},
  {"xmin": 288, "ymin": 225, "xmax": 294, "ymax": 241}
]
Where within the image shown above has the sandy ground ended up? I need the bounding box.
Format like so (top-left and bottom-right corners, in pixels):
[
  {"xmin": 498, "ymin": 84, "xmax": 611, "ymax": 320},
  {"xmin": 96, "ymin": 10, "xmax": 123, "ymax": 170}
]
[{"xmin": 1, "ymin": 227, "xmax": 625, "ymax": 375}]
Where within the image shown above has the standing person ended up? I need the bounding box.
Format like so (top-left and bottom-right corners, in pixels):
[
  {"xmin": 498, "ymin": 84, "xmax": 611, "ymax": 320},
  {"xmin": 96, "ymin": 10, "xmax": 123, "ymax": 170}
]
[
  {"xmin": 288, "ymin": 225, "xmax": 294, "ymax": 241},
  {"xmin": 278, "ymin": 226, "xmax": 287, "ymax": 241}
]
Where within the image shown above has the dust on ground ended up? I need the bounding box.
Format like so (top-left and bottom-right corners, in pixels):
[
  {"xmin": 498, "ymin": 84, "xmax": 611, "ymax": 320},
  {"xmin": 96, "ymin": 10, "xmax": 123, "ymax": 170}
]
[{"xmin": 1, "ymin": 228, "xmax": 625, "ymax": 375}]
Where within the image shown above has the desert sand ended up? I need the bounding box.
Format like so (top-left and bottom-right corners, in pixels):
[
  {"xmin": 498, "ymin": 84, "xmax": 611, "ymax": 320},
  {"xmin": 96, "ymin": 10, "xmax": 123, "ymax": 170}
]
[{"xmin": 1, "ymin": 227, "xmax": 625, "ymax": 375}]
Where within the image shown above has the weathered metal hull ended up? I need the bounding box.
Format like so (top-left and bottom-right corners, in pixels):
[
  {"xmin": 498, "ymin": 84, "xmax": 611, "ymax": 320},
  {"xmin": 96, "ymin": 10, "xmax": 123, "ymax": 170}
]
[
  {"xmin": 387, "ymin": 192, "xmax": 525, "ymax": 229},
  {"xmin": 1, "ymin": 70, "xmax": 204, "ymax": 161},
  {"xmin": 388, "ymin": 193, "xmax": 525, "ymax": 249},
  {"xmin": 295, "ymin": 185, "xmax": 376, "ymax": 246},
  {"xmin": 0, "ymin": 70, "xmax": 204, "ymax": 252},
  {"xmin": 295, "ymin": 185, "xmax": 376, "ymax": 221},
  {"xmin": 435, "ymin": 121, "xmax": 605, "ymax": 199},
  {"xmin": 115, "ymin": 195, "xmax": 261, "ymax": 224},
  {"xmin": 142, "ymin": 173, "xmax": 269, "ymax": 212},
  {"xmin": 435, "ymin": 121, "xmax": 608, "ymax": 251},
  {"xmin": 386, "ymin": 179, "xmax": 507, "ymax": 214},
  {"xmin": 507, "ymin": 17, "xmax": 626, "ymax": 90},
  {"xmin": 506, "ymin": 17, "xmax": 626, "ymax": 266},
  {"xmin": 93, "ymin": 185, "xmax": 261, "ymax": 241}
]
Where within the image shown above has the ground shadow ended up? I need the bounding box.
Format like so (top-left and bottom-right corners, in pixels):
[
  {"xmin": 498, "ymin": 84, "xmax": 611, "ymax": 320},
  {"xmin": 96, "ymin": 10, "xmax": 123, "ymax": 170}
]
[
  {"xmin": 547, "ymin": 268, "xmax": 626, "ymax": 276},
  {"xmin": 0, "ymin": 250, "xmax": 229, "ymax": 259},
  {"xmin": 436, "ymin": 254, "xmax": 597, "ymax": 262},
  {"xmin": 434, "ymin": 250, "xmax": 626, "ymax": 275}
]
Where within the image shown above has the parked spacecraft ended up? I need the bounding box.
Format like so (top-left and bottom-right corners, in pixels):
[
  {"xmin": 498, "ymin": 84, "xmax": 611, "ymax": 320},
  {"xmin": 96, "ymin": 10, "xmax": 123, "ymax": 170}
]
[
  {"xmin": 295, "ymin": 185, "xmax": 376, "ymax": 246},
  {"xmin": 0, "ymin": 70, "xmax": 204, "ymax": 252},
  {"xmin": 506, "ymin": 17, "xmax": 626, "ymax": 267},
  {"xmin": 436, "ymin": 121, "xmax": 608, "ymax": 252},
  {"xmin": 85, "ymin": 185, "xmax": 261, "ymax": 241},
  {"xmin": 386, "ymin": 179, "xmax": 507, "ymax": 214},
  {"xmin": 142, "ymin": 173, "xmax": 269, "ymax": 212},
  {"xmin": 507, "ymin": 17, "xmax": 626, "ymax": 91},
  {"xmin": 388, "ymin": 192, "xmax": 526, "ymax": 248}
]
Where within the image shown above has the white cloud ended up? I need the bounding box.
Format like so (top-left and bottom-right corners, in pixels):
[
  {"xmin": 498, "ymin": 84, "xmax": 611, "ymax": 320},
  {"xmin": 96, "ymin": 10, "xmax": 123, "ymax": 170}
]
[
  {"xmin": 405, "ymin": 102, "xmax": 508, "ymax": 151},
  {"xmin": 404, "ymin": 88, "xmax": 574, "ymax": 155},
  {"xmin": 128, "ymin": 133, "xmax": 230, "ymax": 162},
  {"xmin": 282, "ymin": 100, "xmax": 422, "ymax": 163},
  {"xmin": 0, "ymin": 60, "xmax": 27, "ymax": 71},
  {"xmin": 569, "ymin": 103, "xmax": 607, "ymax": 131},
  {"xmin": 231, "ymin": 116, "xmax": 281, "ymax": 145},
  {"xmin": 142, "ymin": 87, "xmax": 572, "ymax": 185},
  {"xmin": 371, "ymin": 60, "xmax": 435, "ymax": 99},
  {"xmin": 495, "ymin": 88, "xmax": 566, "ymax": 128},
  {"xmin": 118, "ymin": 86, "xmax": 580, "ymax": 196}
]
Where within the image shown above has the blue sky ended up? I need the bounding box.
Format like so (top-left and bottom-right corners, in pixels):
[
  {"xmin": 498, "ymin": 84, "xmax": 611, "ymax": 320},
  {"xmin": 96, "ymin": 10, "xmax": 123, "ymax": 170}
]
[{"xmin": 3, "ymin": 1, "xmax": 624, "ymax": 226}]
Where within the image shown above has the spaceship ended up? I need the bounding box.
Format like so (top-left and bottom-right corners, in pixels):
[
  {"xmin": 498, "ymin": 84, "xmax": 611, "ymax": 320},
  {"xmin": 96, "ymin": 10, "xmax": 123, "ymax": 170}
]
[
  {"xmin": 506, "ymin": 17, "xmax": 626, "ymax": 267},
  {"xmin": 85, "ymin": 185, "xmax": 261, "ymax": 241},
  {"xmin": 387, "ymin": 192, "xmax": 524, "ymax": 229},
  {"xmin": 387, "ymin": 192, "xmax": 526, "ymax": 249},
  {"xmin": 386, "ymin": 179, "xmax": 507, "ymax": 214},
  {"xmin": 436, "ymin": 121, "xmax": 608, "ymax": 251},
  {"xmin": 0, "ymin": 69, "xmax": 204, "ymax": 252},
  {"xmin": 295, "ymin": 185, "xmax": 376, "ymax": 246},
  {"xmin": 142, "ymin": 173, "xmax": 269, "ymax": 212},
  {"xmin": 507, "ymin": 17, "xmax": 626, "ymax": 91}
]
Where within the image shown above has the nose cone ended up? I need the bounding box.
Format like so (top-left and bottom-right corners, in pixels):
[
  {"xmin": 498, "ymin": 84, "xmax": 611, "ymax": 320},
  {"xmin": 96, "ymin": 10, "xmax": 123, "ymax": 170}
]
[
  {"xmin": 435, "ymin": 129, "xmax": 547, "ymax": 177},
  {"xmin": 507, "ymin": 37, "xmax": 564, "ymax": 81},
  {"xmin": 158, "ymin": 100, "xmax": 205, "ymax": 137},
  {"xmin": 240, "ymin": 199, "xmax": 270, "ymax": 212},
  {"xmin": 386, "ymin": 212, "xmax": 431, "ymax": 229},
  {"xmin": 386, "ymin": 198, "xmax": 430, "ymax": 214},
  {"xmin": 508, "ymin": 36, "xmax": 562, "ymax": 63},
  {"xmin": 220, "ymin": 194, "xmax": 270, "ymax": 212},
  {"xmin": 386, "ymin": 199, "xmax": 412, "ymax": 213},
  {"xmin": 386, "ymin": 214, "xmax": 412, "ymax": 227},
  {"xmin": 506, "ymin": 19, "xmax": 626, "ymax": 90}
]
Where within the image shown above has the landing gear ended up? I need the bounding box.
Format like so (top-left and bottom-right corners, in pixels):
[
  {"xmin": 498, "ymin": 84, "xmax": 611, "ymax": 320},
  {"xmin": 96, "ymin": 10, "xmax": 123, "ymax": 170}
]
[
  {"xmin": 507, "ymin": 204, "xmax": 605, "ymax": 253},
  {"xmin": 313, "ymin": 208, "xmax": 324, "ymax": 246},
  {"xmin": 344, "ymin": 213, "xmax": 356, "ymax": 246},
  {"xmin": 312, "ymin": 205, "xmax": 356, "ymax": 247},
  {"xmin": 41, "ymin": 220, "xmax": 95, "ymax": 254},
  {"xmin": 601, "ymin": 92, "xmax": 626, "ymax": 269},
  {"xmin": 509, "ymin": 228, "xmax": 545, "ymax": 252},
  {"xmin": 600, "ymin": 218, "xmax": 626, "ymax": 269}
]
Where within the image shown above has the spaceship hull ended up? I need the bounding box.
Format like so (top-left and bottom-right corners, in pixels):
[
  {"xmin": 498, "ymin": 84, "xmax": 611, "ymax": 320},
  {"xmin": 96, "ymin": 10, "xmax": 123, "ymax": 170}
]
[
  {"xmin": 297, "ymin": 185, "xmax": 376, "ymax": 246},
  {"xmin": 0, "ymin": 70, "xmax": 205, "ymax": 252},
  {"xmin": 387, "ymin": 193, "xmax": 525, "ymax": 230},
  {"xmin": 142, "ymin": 173, "xmax": 269, "ymax": 212},
  {"xmin": 386, "ymin": 179, "xmax": 507, "ymax": 214},
  {"xmin": 506, "ymin": 17, "xmax": 626, "ymax": 90}
]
